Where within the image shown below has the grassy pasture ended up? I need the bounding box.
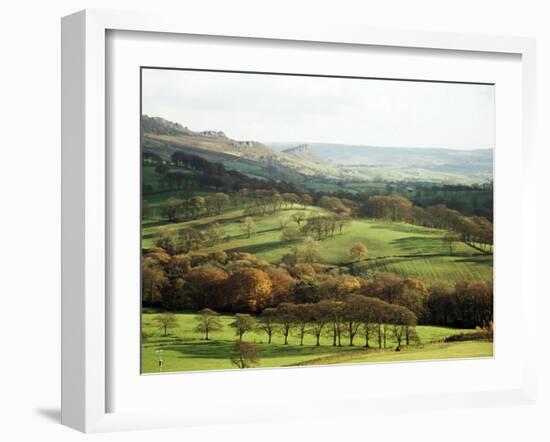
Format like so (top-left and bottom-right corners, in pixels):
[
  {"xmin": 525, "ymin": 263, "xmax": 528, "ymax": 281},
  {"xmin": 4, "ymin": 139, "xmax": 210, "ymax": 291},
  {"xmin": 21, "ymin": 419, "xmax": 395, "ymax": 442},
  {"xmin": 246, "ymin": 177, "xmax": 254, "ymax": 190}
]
[
  {"xmin": 142, "ymin": 206, "xmax": 492, "ymax": 283},
  {"xmin": 293, "ymin": 341, "xmax": 493, "ymax": 366},
  {"xmin": 141, "ymin": 312, "xmax": 491, "ymax": 373}
]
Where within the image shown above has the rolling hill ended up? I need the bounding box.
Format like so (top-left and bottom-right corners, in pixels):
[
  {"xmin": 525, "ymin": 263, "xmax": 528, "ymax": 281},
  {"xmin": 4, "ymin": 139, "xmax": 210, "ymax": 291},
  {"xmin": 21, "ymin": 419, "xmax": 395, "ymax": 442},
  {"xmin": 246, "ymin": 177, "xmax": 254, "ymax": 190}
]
[
  {"xmin": 271, "ymin": 142, "xmax": 493, "ymax": 181},
  {"xmin": 142, "ymin": 115, "xmax": 493, "ymax": 185}
]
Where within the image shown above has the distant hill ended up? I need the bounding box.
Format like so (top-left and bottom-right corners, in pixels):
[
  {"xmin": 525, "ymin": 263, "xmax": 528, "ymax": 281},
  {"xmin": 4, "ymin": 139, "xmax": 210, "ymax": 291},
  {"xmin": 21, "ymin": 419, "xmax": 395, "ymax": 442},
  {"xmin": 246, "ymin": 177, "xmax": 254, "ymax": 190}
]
[
  {"xmin": 142, "ymin": 116, "xmax": 492, "ymax": 185},
  {"xmin": 282, "ymin": 144, "xmax": 323, "ymax": 163},
  {"xmin": 269, "ymin": 142, "xmax": 493, "ymax": 180},
  {"xmin": 142, "ymin": 115, "xmax": 274, "ymax": 160}
]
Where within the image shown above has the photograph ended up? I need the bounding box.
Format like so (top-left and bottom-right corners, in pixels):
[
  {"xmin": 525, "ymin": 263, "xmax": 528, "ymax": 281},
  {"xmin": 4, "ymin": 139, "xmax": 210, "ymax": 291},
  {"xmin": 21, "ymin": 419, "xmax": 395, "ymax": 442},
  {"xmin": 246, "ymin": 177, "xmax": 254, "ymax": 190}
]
[{"xmin": 140, "ymin": 68, "xmax": 494, "ymax": 374}]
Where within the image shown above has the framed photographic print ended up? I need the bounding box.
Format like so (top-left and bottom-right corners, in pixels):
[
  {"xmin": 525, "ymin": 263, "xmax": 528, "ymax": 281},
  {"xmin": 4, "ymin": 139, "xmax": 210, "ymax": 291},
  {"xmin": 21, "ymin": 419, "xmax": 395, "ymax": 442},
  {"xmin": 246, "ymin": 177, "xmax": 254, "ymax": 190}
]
[
  {"xmin": 61, "ymin": 9, "xmax": 538, "ymax": 432},
  {"xmin": 139, "ymin": 68, "xmax": 495, "ymax": 374}
]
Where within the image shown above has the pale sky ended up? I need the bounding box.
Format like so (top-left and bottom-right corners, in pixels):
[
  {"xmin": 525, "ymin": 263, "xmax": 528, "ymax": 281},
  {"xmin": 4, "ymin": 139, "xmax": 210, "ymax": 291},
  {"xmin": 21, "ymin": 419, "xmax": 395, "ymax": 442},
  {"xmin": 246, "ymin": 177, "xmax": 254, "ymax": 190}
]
[{"xmin": 142, "ymin": 68, "xmax": 494, "ymax": 150}]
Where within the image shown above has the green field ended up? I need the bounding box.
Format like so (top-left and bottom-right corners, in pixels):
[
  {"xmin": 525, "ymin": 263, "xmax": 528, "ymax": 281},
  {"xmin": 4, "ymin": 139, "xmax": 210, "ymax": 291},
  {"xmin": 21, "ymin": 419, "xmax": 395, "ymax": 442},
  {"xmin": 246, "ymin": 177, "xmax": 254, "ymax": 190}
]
[
  {"xmin": 141, "ymin": 312, "xmax": 492, "ymax": 373},
  {"xmin": 143, "ymin": 206, "xmax": 492, "ymax": 283}
]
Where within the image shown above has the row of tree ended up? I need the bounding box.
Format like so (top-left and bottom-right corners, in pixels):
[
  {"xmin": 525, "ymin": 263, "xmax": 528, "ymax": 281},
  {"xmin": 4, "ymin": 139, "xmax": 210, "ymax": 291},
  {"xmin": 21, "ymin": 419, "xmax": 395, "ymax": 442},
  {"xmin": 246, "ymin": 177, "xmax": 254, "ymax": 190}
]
[
  {"xmin": 191, "ymin": 294, "xmax": 417, "ymax": 350},
  {"xmin": 143, "ymin": 242, "xmax": 493, "ymax": 329},
  {"xmin": 362, "ymin": 196, "xmax": 493, "ymax": 253}
]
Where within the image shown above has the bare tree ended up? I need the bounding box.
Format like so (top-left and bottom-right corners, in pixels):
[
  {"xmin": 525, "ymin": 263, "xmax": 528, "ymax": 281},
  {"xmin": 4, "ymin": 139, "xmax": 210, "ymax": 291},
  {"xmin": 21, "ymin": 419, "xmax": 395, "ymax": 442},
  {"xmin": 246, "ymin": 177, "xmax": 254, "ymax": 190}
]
[{"xmin": 230, "ymin": 341, "xmax": 260, "ymax": 369}]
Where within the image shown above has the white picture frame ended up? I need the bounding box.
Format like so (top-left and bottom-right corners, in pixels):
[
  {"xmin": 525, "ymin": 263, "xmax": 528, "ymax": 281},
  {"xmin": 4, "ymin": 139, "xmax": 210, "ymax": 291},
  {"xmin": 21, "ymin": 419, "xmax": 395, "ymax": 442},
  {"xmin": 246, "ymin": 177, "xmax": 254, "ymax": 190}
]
[{"xmin": 61, "ymin": 9, "xmax": 537, "ymax": 433}]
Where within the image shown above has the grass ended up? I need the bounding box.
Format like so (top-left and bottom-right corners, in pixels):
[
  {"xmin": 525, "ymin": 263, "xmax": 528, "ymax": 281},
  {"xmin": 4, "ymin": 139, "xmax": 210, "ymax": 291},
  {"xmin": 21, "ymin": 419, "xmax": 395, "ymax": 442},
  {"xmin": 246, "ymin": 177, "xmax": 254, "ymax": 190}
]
[
  {"xmin": 357, "ymin": 255, "xmax": 493, "ymax": 282},
  {"xmin": 292, "ymin": 341, "xmax": 493, "ymax": 366},
  {"xmin": 141, "ymin": 312, "xmax": 490, "ymax": 374},
  {"xmin": 142, "ymin": 206, "xmax": 492, "ymax": 283}
]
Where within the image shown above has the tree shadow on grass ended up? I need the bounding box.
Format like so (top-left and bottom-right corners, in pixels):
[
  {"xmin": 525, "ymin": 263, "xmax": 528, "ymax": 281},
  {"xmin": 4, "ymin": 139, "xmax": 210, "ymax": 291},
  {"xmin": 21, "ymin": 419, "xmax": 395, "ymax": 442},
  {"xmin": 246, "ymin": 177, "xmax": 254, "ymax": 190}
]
[
  {"xmin": 390, "ymin": 236, "xmax": 444, "ymax": 254},
  {"xmin": 227, "ymin": 240, "xmax": 286, "ymax": 256},
  {"xmin": 165, "ymin": 340, "xmax": 356, "ymax": 360},
  {"xmin": 451, "ymin": 255, "xmax": 493, "ymax": 265},
  {"xmin": 369, "ymin": 223, "xmax": 439, "ymax": 234}
]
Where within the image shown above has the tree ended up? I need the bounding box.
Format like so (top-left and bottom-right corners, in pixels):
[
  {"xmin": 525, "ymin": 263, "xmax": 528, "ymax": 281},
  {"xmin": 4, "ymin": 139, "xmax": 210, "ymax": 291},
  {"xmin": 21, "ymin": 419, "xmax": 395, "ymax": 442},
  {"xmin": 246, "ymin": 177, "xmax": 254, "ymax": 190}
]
[
  {"xmin": 212, "ymin": 192, "xmax": 229, "ymax": 214},
  {"xmin": 275, "ymin": 303, "xmax": 296, "ymax": 345},
  {"xmin": 277, "ymin": 216, "xmax": 291, "ymax": 230},
  {"xmin": 364, "ymin": 195, "xmax": 413, "ymax": 222},
  {"xmin": 442, "ymin": 232, "xmax": 460, "ymax": 256},
  {"xmin": 310, "ymin": 301, "xmax": 331, "ymax": 346},
  {"xmin": 293, "ymin": 304, "xmax": 312, "ymax": 345},
  {"xmin": 357, "ymin": 296, "xmax": 386, "ymax": 348},
  {"xmin": 335, "ymin": 275, "xmax": 361, "ymax": 299},
  {"xmin": 265, "ymin": 267, "xmax": 296, "ymax": 304},
  {"xmin": 228, "ymin": 268, "xmax": 273, "ymax": 312},
  {"xmin": 342, "ymin": 295, "xmax": 364, "ymax": 346},
  {"xmin": 389, "ymin": 305, "xmax": 417, "ymax": 350},
  {"xmin": 301, "ymin": 236, "xmax": 322, "ymax": 263},
  {"xmin": 289, "ymin": 263, "xmax": 317, "ymax": 282},
  {"xmin": 241, "ymin": 216, "xmax": 257, "ymax": 239},
  {"xmin": 323, "ymin": 300, "xmax": 344, "ymax": 347},
  {"xmin": 185, "ymin": 265, "xmax": 228, "ymax": 309},
  {"xmin": 159, "ymin": 198, "xmax": 183, "ymax": 222},
  {"xmin": 155, "ymin": 230, "xmax": 181, "ymax": 255},
  {"xmin": 142, "ymin": 257, "xmax": 167, "ymax": 305},
  {"xmin": 188, "ymin": 196, "xmax": 205, "ymax": 218},
  {"xmin": 154, "ymin": 313, "xmax": 178, "ymax": 337},
  {"xmin": 229, "ymin": 313, "xmax": 256, "ymax": 341},
  {"xmin": 259, "ymin": 308, "xmax": 278, "ymax": 344},
  {"xmin": 193, "ymin": 308, "xmax": 223, "ymax": 340},
  {"xmin": 365, "ymin": 273, "xmax": 404, "ymax": 304},
  {"xmin": 301, "ymin": 193, "xmax": 313, "ymax": 209},
  {"xmin": 230, "ymin": 341, "xmax": 260, "ymax": 369},
  {"xmin": 350, "ymin": 242, "xmax": 368, "ymax": 262},
  {"xmin": 291, "ymin": 212, "xmax": 307, "ymax": 227},
  {"xmin": 397, "ymin": 278, "xmax": 428, "ymax": 320},
  {"xmin": 426, "ymin": 282, "xmax": 455, "ymax": 325},
  {"xmin": 205, "ymin": 222, "xmax": 224, "ymax": 246},
  {"xmin": 281, "ymin": 225, "xmax": 302, "ymax": 242}
]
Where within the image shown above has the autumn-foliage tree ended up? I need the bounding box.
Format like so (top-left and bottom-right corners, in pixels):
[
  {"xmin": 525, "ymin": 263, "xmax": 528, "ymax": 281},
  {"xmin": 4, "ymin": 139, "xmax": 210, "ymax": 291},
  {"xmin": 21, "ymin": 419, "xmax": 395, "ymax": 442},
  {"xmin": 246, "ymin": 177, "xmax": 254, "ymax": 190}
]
[
  {"xmin": 185, "ymin": 265, "xmax": 228, "ymax": 310},
  {"xmin": 265, "ymin": 267, "xmax": 296, "ymax": 304},
  {"xmin": 142, "ymin": 257, "xmax": 167, "ymax": 305},
  {"xmin": 193, "ymin": 308, "xmax": 223, "ymax": 340},
  {"xmin": 364, "ymin": 195, "xmax": 413, "ymax": 222},
  {"xmin": 228, "ymin": 268, "xmax": 273, "ymax": 312},
  {"xmin": 350, "ymin": 242, "xmax": 368, "ymax": 262}
]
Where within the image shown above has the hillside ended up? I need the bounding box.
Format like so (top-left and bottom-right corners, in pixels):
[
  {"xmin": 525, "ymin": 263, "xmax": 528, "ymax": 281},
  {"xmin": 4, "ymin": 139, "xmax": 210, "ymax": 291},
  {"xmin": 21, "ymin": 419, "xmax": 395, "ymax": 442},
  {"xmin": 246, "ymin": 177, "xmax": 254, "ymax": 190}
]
[
  {"xmin": 143, "ymin": 116, "xmax": 493, "ymax": 185},
  {"xmin": 281, "ymin": 144, "xmax": 322, "ymax": 162},
  {"xmin": 142, "ymin": 115, "xmax": 274, "ymax": 160}
]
